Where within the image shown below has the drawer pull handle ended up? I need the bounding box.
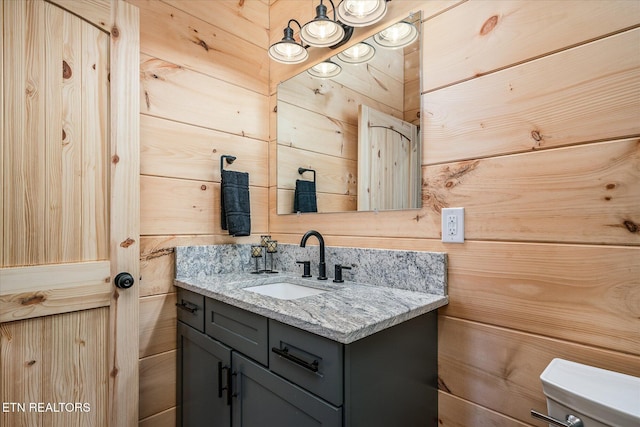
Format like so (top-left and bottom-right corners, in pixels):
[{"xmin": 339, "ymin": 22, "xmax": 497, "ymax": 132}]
[
  {"xmin": 175, "ymin": 301, "xmax": 199, "ymax": 314},
  {"xmin": 272, "ymin": 346, "xmax": 319, "ymax": 373}
]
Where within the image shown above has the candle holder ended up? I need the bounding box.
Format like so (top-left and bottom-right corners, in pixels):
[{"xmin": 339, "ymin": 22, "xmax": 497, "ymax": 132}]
[
  {"xmin": 265, "ymin": 240, "xmax": 278, "ymax": 273},
  {"xmin": 260, "ymin": 235, "xmax": 271, "ymax": 272},
  {"xmin": 250, "ymin": 245, "xmax": 263, "ymax": 274}
]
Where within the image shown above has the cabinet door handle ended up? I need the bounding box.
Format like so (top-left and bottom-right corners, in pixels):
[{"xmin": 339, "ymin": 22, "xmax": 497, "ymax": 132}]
[
  {"xmin": 231, "ymin": 371, "xmax": 240, "ymax": 402},
  {"xmin": 271, "ymin": 346, "xmax": 319, "ymax": 373},
  {"xmin": 227, "ymin": 367, "xmax": 233, "ymax": 405},
  {"xmin": 217, "ymin": 362, "xmax": 232, "ymax": 405},
  {"xmin": 217, "ymin": 362, "xmax": 225, "ymax": 398},
  {"xmin": 175, "ymin": 301, "xmax": 199, "ymax": 314}
]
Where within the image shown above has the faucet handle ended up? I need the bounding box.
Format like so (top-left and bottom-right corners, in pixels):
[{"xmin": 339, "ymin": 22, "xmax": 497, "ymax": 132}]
[
  {"xmin": 296, "ymin": 261, "xmax": 312, "ymax": 278},
  {"xmin": 333, "ymin": 264, "xmax": 352, "ymax": 283}
]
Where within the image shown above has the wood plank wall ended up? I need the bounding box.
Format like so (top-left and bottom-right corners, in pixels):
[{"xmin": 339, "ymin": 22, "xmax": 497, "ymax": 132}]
[
  {"xmin": 128, "ymin": 0, "xmax": 638, "ymax": 425},
  {"xmin": 270, "ymin": 1, "xmax": 640, "ymax": 426},
  {"xmin": 125, "ymin": 0, "xmax": 270, "ymax": 424}
]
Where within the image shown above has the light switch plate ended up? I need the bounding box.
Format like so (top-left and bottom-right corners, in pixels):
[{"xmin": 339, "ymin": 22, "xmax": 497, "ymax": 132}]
[{"xmin": 442, "ymin": 207, "xmax": 464, "ymax": 243}]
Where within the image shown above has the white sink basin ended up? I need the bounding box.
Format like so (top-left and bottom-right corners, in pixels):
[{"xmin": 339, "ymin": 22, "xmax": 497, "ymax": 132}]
[{"xmin": 244, "ymin": 282, "xmax": 328, "ymax": 300}]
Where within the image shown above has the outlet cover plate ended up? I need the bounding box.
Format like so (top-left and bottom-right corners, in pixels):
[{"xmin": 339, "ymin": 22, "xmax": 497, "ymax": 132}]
[{"xmin": 442, "ymin": 207, "xmax": 464, "ymax": 243}]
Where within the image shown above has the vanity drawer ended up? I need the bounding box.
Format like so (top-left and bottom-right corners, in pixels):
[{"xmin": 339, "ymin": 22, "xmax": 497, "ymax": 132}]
[
  {"xmin": 269, "ymin": 320, "xmax": 344, "ymax": 406},
  {"xmin": 205, "ymin": 298, "xmax": 268, "ymax": 366},
  {"xmin": 176, "ymin": 288, "xmax": 205, "ymax": 332}
]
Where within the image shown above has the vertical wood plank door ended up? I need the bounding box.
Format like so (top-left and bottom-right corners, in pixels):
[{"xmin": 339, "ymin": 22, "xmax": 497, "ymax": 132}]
[
  {"xmin": 358, "ymin": 105, "xmax": 421, "ymax": 211},
  {"xmin": 0, "ymin": 0, "xmax": 139, "ymax": 425}
]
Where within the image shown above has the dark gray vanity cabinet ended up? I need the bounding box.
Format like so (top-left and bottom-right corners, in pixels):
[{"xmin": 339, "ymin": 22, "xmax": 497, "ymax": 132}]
[
  {"xmin": 177, "ymin": 290, "xmax": 342, "ymax": 427},
  {"xmin": 177, "ymin": 288, "xmax": 438, "ymax": 427}
]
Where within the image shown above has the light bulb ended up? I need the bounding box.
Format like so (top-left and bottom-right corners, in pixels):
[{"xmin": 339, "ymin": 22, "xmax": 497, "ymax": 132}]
[
  {"xmin": 337, "ymin": 0, "xmax": 387, "ymax": 27},
  {"xmin": 308, "ymin": 21, "xmax": 331, "ymax": 39},
  {"xmin": 308, "ymin": 61, "xmax": 342, "ymax": 78},
  {"xmin": 373, "ymin": 21, "xmax": 418, "ymax": 48},
  {"xmin": 344, "ymin": 0, "xmax": 378, "ymax": 18},
  {"xmin": 336, "ymin": 42, "xmax": 375, "ymax": 63},
  {"xmin": 380, "ymin": 23, "xmax": 411, "ymax": 43}
]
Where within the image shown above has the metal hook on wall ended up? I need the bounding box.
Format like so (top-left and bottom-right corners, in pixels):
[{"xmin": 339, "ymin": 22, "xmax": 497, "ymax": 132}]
[
  {"xmin": 298, "ymin": 167, "xmax": 316, "ymax": 184},
  {"xmin": 221, "ymin": 155, "xmax": 237, "ymax": 173}
]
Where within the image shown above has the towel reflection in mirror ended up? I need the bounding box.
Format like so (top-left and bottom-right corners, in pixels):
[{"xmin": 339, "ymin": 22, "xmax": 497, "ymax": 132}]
[{"xmin": 294, "ymin": 167, "xmax": 318, "ymax": 213}]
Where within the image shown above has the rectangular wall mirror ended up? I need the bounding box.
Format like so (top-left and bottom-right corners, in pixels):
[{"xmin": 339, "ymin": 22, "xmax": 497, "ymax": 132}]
[{"xmin": 276, "ymin": 12, "xmax": 422, "ymax": 215}]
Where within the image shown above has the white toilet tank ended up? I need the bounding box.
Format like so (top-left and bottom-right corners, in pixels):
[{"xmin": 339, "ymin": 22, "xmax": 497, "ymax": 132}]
[{"xmin": 539, "ymin": 358, "xmax": 640, "ymax": 427}]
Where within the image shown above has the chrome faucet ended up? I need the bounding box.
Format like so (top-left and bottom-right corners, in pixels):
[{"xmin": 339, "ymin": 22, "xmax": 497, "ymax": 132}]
[{"xmin": 299, "ymin": 230, "xmax": 327, "ymax": 280}]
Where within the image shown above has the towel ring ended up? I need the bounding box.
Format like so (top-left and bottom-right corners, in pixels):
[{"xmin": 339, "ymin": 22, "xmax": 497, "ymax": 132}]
[
  {"xmin": 298, "ymin": 167, "xmax": 316, "ymax": 184},
  {"xmin": 221, "ymin": 155, "xmax": 237, "ymax": 172}
]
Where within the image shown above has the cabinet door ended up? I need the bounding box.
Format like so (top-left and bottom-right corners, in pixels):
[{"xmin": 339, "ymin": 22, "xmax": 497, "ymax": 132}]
[
  {"xmin": 178, "ymin": 322, "xmax": 232, "ymax": 427},
  {"xmin": 232, "ymin": 352, "xmax": 342, "ymax": 427}
]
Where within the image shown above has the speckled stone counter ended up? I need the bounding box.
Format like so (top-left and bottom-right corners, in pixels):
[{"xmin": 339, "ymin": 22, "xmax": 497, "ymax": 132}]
[{"xmin": 175, "ymin": 244, "xmax": 448, "ymax": 344}]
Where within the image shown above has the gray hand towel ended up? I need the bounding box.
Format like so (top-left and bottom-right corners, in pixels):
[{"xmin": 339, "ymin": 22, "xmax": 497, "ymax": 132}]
[
  {"xmin": 221, "ymin": 170, "xmax": 251, "ymax": 236},
  {"xmin": 294, "ymin": 179, "xmax": 317, "ymax": 213}
]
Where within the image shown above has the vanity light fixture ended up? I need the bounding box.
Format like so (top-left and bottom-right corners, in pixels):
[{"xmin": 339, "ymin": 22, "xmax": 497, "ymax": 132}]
[
  {"xmin": 336, "ymin": 0, "xmax": 387, "ymax": 27},
  {"xmin": 270, "ymin": 0, "xmax": 355, "ymax": 64},
  {"xmin": 307, "ymin": 60, "xmax": 342, "ymax": 78},
  {"xmin": 268, "ymin": 0, "xmax": 395, "ymax": 65},
  {"xmin": 268, "ymin": 19, "xmax": 309, "ymax": 64},
  {"xmin": 336, "ymin": 41, "xmax": 375, "ymax": 64},
  {"xmin": 373, "ymin": 20, "xmax": 418, "ymax": 49},
  {"xmin": 300, "ymin": 0, "xmax": 345, "ymax": 47}
]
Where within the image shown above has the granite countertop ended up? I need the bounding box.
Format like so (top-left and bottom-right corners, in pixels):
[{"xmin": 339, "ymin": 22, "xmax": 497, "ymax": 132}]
[{"xmin": 175, "ymin": 272, "xmax": 448, "ymax": 344}]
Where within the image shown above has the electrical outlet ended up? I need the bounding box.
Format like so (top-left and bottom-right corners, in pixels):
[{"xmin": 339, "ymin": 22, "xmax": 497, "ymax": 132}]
[{"xmin": 442, "ymin": 207, "xmax": 464, "ymax": 243}]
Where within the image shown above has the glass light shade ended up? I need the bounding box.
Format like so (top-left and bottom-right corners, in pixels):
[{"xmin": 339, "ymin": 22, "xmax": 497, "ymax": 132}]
[
  {"xmin": 301, "ymin": 19, "xmax": 345, "ymax": 47},
  {"xmin": 307, "ymin": 61, "xmax": 342, "ymax": 78},
  {"xmin": 336, "ymin": 0, "xmax": 387, "ymax": 27},
  {"xmin": 373, "ymin": 21, "xmax": 418, "ymax": 48},
  {"xmin": 336, "ymin": 42, "xmax": 375, "ymax": 64},
  {"xmin": 268, "ymin": 40, "xmax": 309, "ymax": 64},
  {"xmin": 300, "ymin": 3, "xmax": 345, "ymax": 47},
  {"xmin": 269, "ymin": 25, "xmax": 309, "ymax": 64}
]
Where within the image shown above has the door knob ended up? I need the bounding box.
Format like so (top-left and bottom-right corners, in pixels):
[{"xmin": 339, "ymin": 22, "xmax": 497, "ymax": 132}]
[{"xmin": 114, "ymin": 272, "xmax": 135, "ymax": 289}]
